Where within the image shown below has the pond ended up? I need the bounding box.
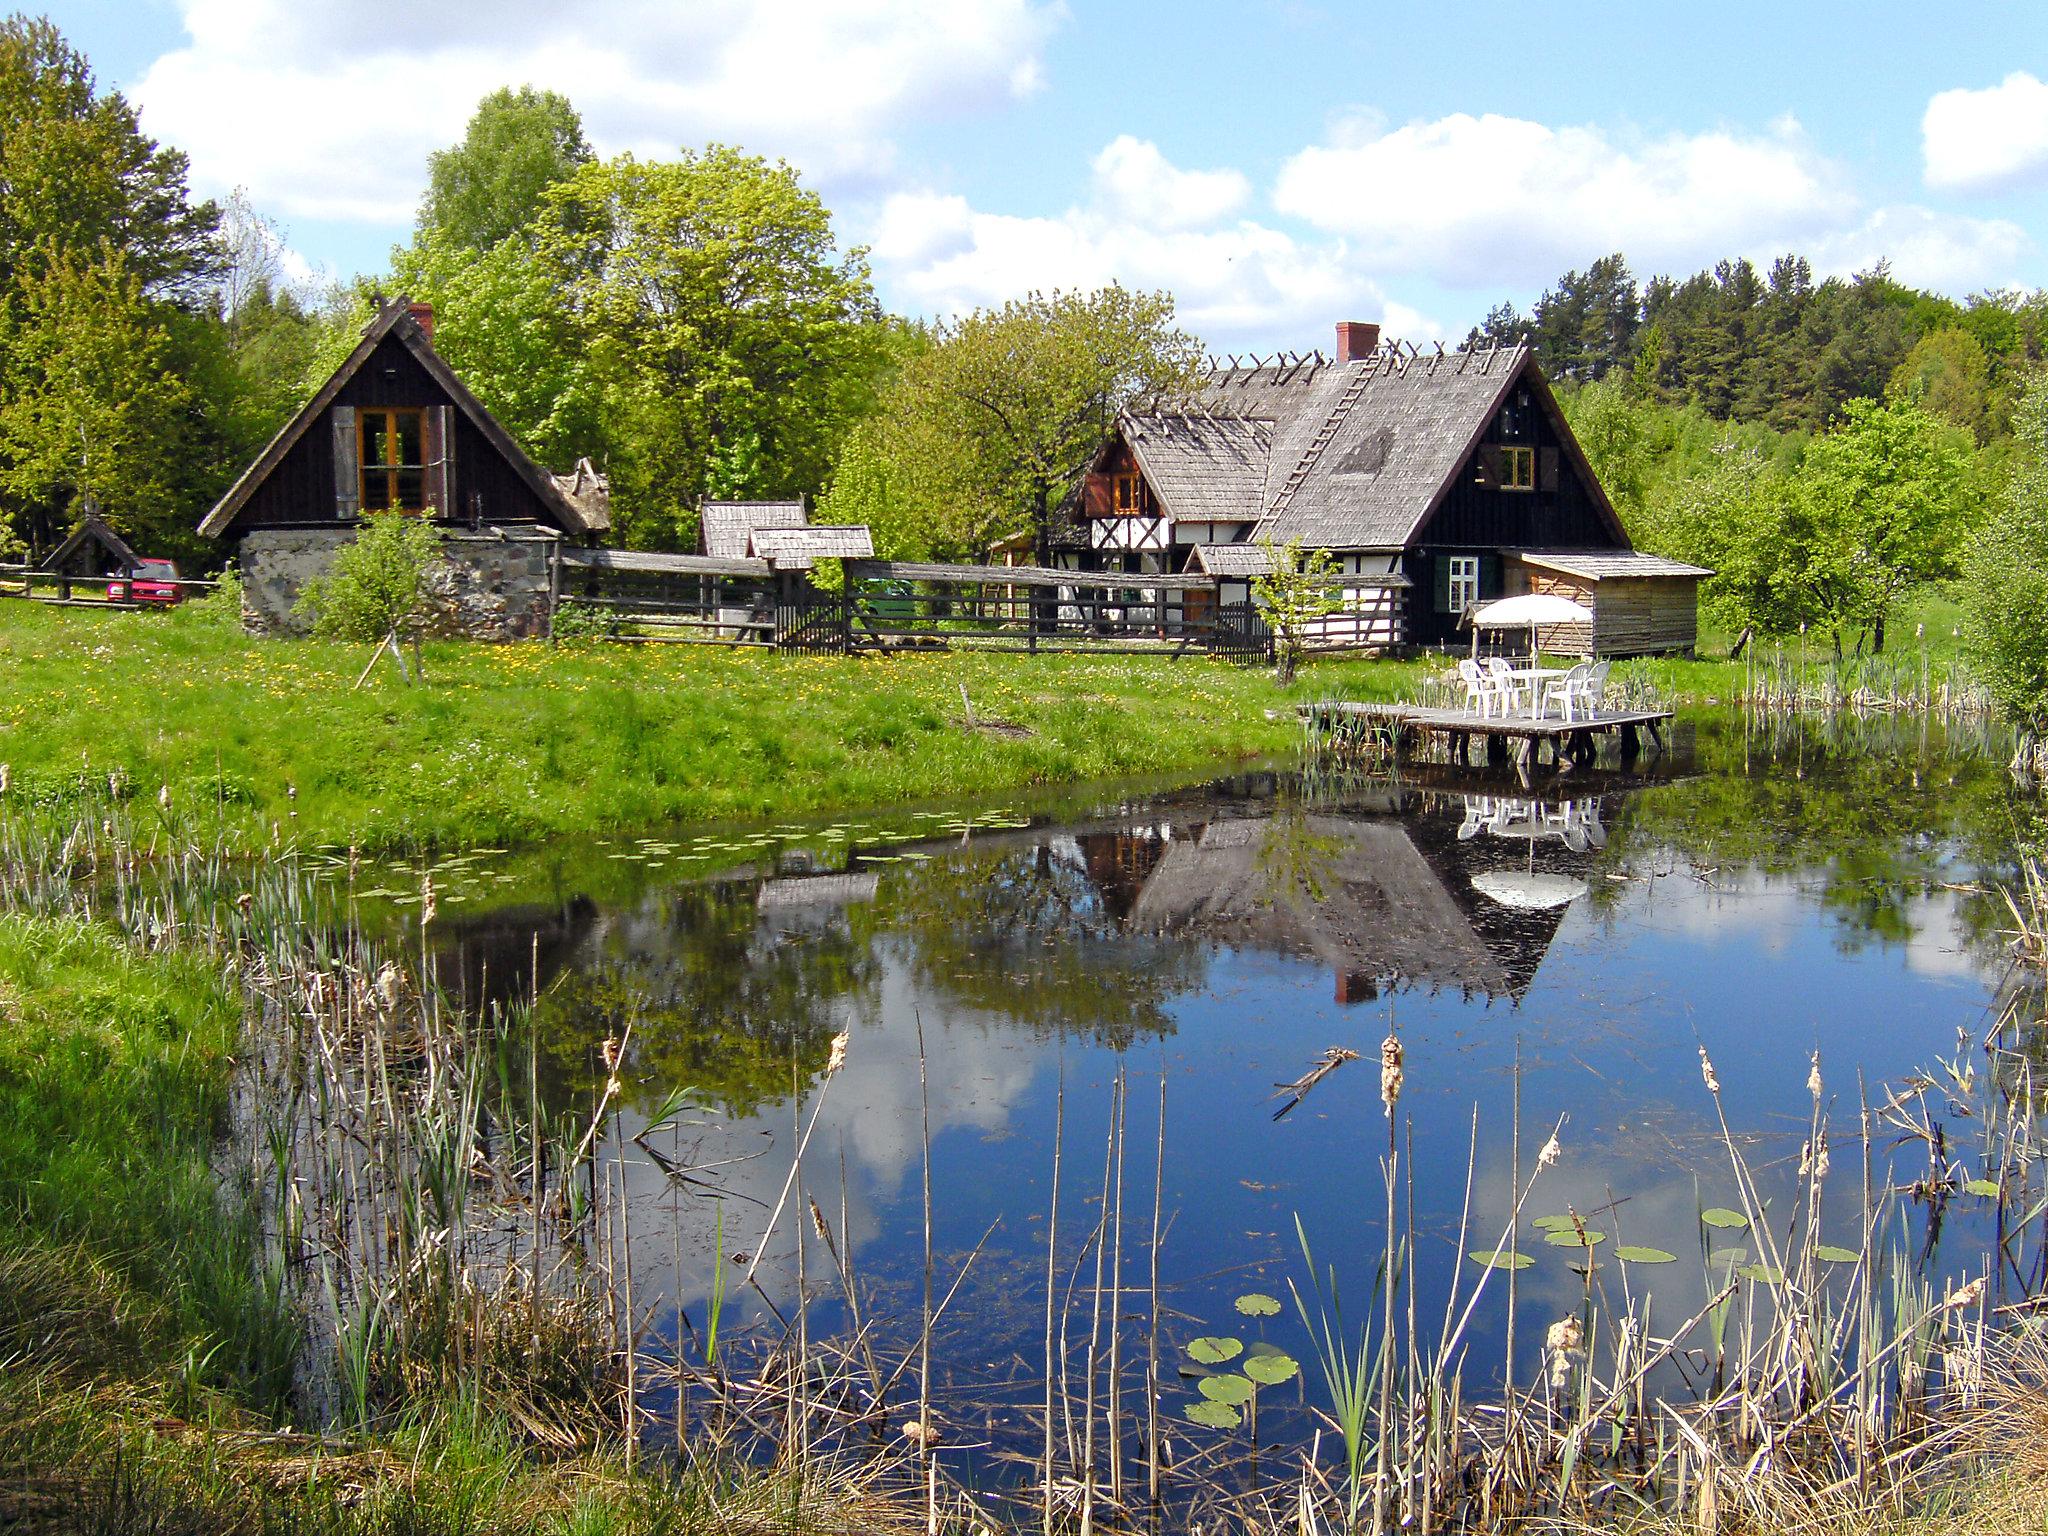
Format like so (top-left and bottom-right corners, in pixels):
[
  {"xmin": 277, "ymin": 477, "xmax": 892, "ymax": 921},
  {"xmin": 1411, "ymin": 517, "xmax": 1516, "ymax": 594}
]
[{"xmin": 403, "ymin": 710, "xmax": 2030, "ymax": 1476}]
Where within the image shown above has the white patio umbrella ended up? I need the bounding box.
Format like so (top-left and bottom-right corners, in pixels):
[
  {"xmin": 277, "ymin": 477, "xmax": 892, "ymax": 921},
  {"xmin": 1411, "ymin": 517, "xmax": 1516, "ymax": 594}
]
[
  {"xmin": 1470, "ymin": 870, "xmax": 1588, "ymax": 910},
  {"xmin": 1469, "ymin": 592, "xmax": 1594, "ymax": 660}
]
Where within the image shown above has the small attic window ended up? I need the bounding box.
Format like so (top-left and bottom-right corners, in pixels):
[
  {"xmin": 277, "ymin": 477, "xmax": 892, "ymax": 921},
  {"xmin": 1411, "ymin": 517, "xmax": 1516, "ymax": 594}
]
[
  {"xmin": 1114, "ymin": 472, "xmax": 1143, "ymax": 512},
  {"xmin": 361, "ymin": 408, "xmax": 426, "ymax": 512}
]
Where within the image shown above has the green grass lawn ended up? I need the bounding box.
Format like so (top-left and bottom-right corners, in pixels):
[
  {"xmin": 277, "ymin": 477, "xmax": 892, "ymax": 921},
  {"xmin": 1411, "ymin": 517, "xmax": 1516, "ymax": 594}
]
[{"xmin": 0, "ymin": 602, "xmax": 1432, "ymax": 850}]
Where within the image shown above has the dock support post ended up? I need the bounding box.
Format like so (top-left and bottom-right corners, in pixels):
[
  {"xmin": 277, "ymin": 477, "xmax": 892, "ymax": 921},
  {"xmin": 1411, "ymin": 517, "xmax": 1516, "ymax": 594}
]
[
  {"xmin": 1619, "ymin": 722, "xmax": 1640, "ymax": 759},
  {"xmin": 1486, "ymin": 731, "xmax": 1507, "ymax": 767}
]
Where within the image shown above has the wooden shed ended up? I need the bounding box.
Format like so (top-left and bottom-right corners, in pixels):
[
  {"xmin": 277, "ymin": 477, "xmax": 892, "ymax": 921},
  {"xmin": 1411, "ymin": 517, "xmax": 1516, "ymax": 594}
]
[{"xmin": 1504, "ymin": 551, "xmax": 1713, "ymax": 657}]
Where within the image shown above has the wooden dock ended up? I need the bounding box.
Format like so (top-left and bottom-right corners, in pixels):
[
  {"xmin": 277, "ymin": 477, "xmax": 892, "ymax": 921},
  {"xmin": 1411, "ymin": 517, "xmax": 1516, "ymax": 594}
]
[{"xmin": 1302, "ymin": 700, "xmax": 1673, "ymax": 780}]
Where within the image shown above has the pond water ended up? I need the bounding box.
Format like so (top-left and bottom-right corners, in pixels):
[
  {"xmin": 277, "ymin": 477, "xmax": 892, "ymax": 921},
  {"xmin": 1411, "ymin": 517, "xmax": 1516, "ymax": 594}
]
[{"xmin": 411, "ymin": 711, "xmax": 2029, "ymax": 1464}]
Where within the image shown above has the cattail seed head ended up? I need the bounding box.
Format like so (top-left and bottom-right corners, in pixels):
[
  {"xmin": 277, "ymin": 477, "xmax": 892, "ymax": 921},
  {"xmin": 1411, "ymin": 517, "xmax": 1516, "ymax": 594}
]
[
  {"xmin": 0, "ymin": 763, "xmax": 11, "ymax": 794},
  {"xmin": 1379, "ymin": 1032, "xmax": 1404, "ymax": 1116},
  {"xmin": 1699, "ymin": 1046, "xmax": 1720, "ymax": 1096},
  {"xmin": 1808, "ymin": 1052, "xmax": 1823, "ymax": 1102},
  {"xmin": 1537, "ymin": 1132, "xmax": 1562, "ymax": 1170},
  {"xmin": 600, "ymin": 1036, "xmax": 621, "ymax": 1073},
  {"xmin": 420, "ymin": 874, "xmax": 437, "ymax": 925},
  {"xmin": 158, "ymin": 784, "xmax": 171, "ymax": 811},
  {"xmin": 826, "ymin": 1031, "xmax": 849, "ymax": 1076},
  {"xmin": 1945, "ymin": 1276, "xmax": 1986, "ymax": 1312}
]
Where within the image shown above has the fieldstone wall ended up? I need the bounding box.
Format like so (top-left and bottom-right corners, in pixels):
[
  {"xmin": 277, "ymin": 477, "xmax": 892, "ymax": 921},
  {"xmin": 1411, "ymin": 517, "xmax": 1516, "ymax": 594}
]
[{"xmin": 239, "ymin": 526, "xmax": 559, "ymax": 641}]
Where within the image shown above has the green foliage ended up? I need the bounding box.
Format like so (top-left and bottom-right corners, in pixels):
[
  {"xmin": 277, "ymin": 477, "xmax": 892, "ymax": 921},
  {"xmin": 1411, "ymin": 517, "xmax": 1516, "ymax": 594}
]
[
  {"xmin": 1560, "ymin": 373, "xmax": 1652, "ymax": 532},
  {"xmin": 530, "ymin": 146, "xmax": 887, "ymax": 548},
  {"xmin": 821, "ymin": 287, "xmax": 1200, "ymax": 559},
  {"xmin": 418, "ymin": 86, "xmax": 592, "ymax": 254},
  {"xmin": 1252, "ymin": 536, "xmax": 1343, "ymax": 680},
  {"xmin": 176, "ymin": 563, "xmax": 242, "ymax": 629},
  {"xmin": 1964, "ymin": 372, "xmax": 2048, "ymax": 727},
  {"xmin": 1891, "ymin": 326, "xmax": 1997, "ymax": 443},
  {"xmin": 293, "ymin": 512, "xmax": 447, "ymax": 642}
]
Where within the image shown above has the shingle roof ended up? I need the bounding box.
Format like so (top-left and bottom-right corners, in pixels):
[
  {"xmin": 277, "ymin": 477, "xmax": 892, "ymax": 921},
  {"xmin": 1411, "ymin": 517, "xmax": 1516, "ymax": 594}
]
[
  {"xmin": 1112, "ymin": 340, "xmax": 1615, "ymax": 554},
  {"xmin": 749, "ymin": 524, "xmax": 874, "ymax": 568},
  {"xmin": 1514, "ymin": 551, "xmax": 1713, "ymax": 580},
  {"xmin": 1190, "ymin": 543, "xmax": 1274, "ymax": 577},
  {"xmin": 1119, "ymin": 413, "xmax": 1271, "ymax": 524},
  {"xmin": 701, "ymin": 499, "xmax": 806, "ymax": 559}
]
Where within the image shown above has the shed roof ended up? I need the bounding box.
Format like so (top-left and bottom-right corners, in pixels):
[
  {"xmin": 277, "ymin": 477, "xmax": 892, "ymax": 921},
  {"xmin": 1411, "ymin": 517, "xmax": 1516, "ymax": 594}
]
[
  {"xmin": 1189, "ymin": 543, "xmax": 1274, "ymax": 577},
  {"xmin": 1513, "ymin": 550, "xmax": 1713, "ymax": 581},
  {"xmin": 750, "ymin": 524, "xmax": 874, "ymax": 568},
  {"xmin": 198, "ymin": 298, "xmax": 605, "ymax": 539},
  {"xmin": 701, "ymin": 500, "xmax": 806, "ymax": 560}
]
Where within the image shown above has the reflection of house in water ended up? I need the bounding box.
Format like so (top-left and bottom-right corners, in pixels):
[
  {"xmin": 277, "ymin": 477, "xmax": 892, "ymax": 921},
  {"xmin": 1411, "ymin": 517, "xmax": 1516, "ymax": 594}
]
[
  {"xmin": 429, "ymin": 896, "xmax": 602, "ymax": 1015},
  {"xmin": 1118, "ymin": 791, "xmax": 1605, "ymax": 1003}
]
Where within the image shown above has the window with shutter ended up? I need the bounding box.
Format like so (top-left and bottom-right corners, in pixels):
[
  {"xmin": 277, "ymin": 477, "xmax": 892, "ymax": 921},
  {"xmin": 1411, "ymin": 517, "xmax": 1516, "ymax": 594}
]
[
  {"xmin": 359, "ymin": 409, "xmax": 427, "ymax": 512},
  {"xmin": 1538, "ymin": 447, "xmax": 1560, "ymax": 492},
  {"xmin": 425, "ymin": 405, "xmax": 455, "ymax": 516}
]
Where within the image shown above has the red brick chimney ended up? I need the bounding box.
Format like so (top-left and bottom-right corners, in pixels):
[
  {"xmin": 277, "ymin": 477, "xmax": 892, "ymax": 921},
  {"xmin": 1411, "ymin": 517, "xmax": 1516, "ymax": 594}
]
[
  {"xmin": 1335, "ymin": 320, "xmax": 1380, "ymax": 362},
  {"xmin": 406, "ymin": 300, "xmax": 435, "ymax": 342}
]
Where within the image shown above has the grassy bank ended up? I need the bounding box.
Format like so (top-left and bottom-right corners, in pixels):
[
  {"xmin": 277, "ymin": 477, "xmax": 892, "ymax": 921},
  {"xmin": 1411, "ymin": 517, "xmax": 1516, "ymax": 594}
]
[
  {"xmin": 0, "ymin": 910, "xmax": 914, "ymax": 1534},
  {"xmin": 0, "ymin": 602, "xmax": 1423, "ymax": 851}
]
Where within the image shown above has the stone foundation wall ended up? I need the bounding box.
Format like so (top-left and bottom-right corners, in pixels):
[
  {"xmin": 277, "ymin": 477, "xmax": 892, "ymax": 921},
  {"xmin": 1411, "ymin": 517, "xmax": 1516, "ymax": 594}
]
[{"xmin": 239, "ymin": 526, "xmax": 558, "ymax": 641}]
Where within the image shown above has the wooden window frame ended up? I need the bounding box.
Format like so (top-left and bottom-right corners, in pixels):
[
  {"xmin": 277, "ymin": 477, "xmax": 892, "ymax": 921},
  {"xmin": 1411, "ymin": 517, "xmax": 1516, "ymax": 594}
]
[
  {"xmin": 359, "ymin": 407, "xmax": 428, "ymax": 514},
  {"xmin": 1500, "ymin": 445, "xmax": 1536, "ymax": 492},
  {"xmin": 1446, "ymin": 554, "xmax": 1480, "ymax": 614},
  {"xmin": 1114, "ymin": 472, "xmax": 1144, "ymax": 514}
]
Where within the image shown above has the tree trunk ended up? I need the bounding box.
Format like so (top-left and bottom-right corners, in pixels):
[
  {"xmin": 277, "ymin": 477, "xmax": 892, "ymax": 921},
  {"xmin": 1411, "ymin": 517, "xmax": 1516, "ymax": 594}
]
[{"xmin": 1872, "ymin": 614, "xmax": 1885, "ymax": 655}]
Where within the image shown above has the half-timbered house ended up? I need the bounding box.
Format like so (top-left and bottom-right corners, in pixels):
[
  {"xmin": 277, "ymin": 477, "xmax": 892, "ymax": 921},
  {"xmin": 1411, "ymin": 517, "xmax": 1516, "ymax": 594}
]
[
  {"xmin": 198, "ymin": 297, "xmax": 609, "ymax": 638},
  {"xmin": 1059, "ymin": 321, "xmax": 1707, "ymax": 655}
]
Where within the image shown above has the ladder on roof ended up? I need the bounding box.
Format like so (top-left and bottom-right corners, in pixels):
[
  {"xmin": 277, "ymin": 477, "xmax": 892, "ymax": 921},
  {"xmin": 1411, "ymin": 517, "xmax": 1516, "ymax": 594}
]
[{"xmin": 1267, "ymin": 361, "xmax": 1376, "ymax": 518}]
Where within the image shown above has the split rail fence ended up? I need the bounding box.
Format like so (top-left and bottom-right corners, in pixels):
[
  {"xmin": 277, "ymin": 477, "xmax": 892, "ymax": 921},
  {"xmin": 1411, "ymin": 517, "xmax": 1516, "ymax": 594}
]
[{"xmin": 554, "ymin": 550, "xmax": 1409, "ymax": 660}]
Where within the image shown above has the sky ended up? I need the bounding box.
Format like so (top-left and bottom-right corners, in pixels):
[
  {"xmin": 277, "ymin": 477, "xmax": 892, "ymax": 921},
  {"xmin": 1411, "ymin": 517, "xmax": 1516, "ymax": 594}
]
[{"xmin": 52, "ymin": 0, "xmax": 2048, "ymax": 353}]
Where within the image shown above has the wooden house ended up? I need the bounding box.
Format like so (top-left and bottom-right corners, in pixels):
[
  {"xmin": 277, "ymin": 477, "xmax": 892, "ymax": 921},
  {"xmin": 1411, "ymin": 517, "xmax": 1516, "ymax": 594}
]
[
  {"xmin": 197, "ymin": 297, "xmax": 609, "ymax": 637},
  {"xmin": 1060, "ymin": 321, "xmax": 1707, "ymax": 655}
]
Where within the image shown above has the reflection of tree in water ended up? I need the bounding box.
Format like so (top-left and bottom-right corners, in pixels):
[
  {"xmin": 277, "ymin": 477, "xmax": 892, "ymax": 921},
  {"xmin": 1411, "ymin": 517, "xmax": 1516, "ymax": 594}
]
[
  {"xmin": 1605, "ymin": 712, "xmax": 2026, "ymax": 958},
  {"xmin": 875, "ymin": 839, "xmax": 1204, "ymax": 1048},
  {"xmin": 536, "ymin": 880, "xmax": 879, "ymax": 1118}
]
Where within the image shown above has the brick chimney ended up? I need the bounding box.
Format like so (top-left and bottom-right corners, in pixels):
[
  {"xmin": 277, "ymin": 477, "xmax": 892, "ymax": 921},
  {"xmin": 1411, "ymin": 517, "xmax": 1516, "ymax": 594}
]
[
  {"xmin": 1335, "ymin": 320, "xmax": 1380, "ymax": 362},
  {"xmin": 406, "ymin": 299, "xmax": 435, "ymax": 342}
]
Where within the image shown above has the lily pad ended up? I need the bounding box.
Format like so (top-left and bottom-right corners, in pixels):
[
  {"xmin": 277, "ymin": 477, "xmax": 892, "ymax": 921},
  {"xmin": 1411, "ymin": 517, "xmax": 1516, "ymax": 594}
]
[
  {"xmin": 1531, "ymin": 1214, "xmax": 1577, "ymax": 1232},
  {"xmin": 1470, "ymin": 1248, "xmax": 1534, "ymax": 1270},
  {"xmin": 1701, "ymin": 1208, "xmax": 1750, "ymax": 1230},
  {"xmin": 1709, "ymin": 1246, "xmax": 1751, "ymax": 1269},
  {"xmin": 1738, "ymin": 1264, "xmax": 1785, "ymax": 1284},
  {"xmin": 1813, "ymin": 1245, "xmax": 1861, "ymax": 1265},
  {"xmin": 1543, "ymin": 1228, "xmax": 1605, "ymax": 1248},
  {"xmin": 1235, "ymin": 1292, "xmax": 1282, "ymax": 1317},
  {"xmin": 1183, "ymin": 1399, "xmax": 1241, "ymax": 1429},
  {"xmin": 1613, "ymin": 1245, "xmax": 1678, "ymax": 1265},
  {"xmin": 1187, "ymin": 1336, "xmax": 1243, "ymax": 1365},
  {"xmin": 1198, "ymin": 1374, "xmax": 1254, "ymax": 1406},
  {"xmin": 1243, "ymin": 1353, "xmax": 1299, "ymax": 1386},
  {"xmin": 1964, "ymin": 1179, "xmax": 2001, "ymax": 1198}
]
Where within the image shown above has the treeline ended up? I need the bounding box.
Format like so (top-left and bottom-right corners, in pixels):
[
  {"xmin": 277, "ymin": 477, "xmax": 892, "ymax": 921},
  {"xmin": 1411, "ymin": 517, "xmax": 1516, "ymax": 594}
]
[{"xmin": 1473, "ymin": 252, "xmax": 2047, "ymax": 440}]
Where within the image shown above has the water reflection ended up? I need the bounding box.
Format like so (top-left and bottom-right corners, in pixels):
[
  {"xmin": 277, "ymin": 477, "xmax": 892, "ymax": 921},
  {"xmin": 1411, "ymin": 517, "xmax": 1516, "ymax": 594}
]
[{"xmin": 413, "ymin": 727, "xmax": 2021, "ymax": 1448}]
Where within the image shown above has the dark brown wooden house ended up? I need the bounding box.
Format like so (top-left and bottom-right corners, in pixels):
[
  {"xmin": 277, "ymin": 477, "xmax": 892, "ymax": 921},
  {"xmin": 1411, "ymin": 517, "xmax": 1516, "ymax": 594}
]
[
  {"xmin": 1059, "ymin": 321, "xmax": 1707, "ymax": 655},
  {"xmin": 198, "ymin": 297, "xmax": 608, "ymax": 637}
]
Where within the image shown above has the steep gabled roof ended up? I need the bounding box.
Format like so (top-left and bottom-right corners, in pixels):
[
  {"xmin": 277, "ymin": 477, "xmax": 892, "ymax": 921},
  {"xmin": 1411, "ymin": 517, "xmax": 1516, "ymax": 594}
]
[
  {"xmin": 701, "ymin": 499, "xmax": 806, "ymax": 560},
  {"xmin": 198, "ymin": 299, "xmax": 605, "ymax": 539},
  {"xmin": 1112, "ymin": 341, "xmax": 1628, "ymax": 553},
  {"xmin": 1113, "ymin": 412, "xmax": 1272, "ymax": 525}
]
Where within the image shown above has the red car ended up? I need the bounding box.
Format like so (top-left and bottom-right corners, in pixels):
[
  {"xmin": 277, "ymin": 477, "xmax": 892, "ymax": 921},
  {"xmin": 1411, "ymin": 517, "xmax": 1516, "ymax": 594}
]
[{"xmin": 109, "ymin": 559, "xmax": 186, "ymax": 605}]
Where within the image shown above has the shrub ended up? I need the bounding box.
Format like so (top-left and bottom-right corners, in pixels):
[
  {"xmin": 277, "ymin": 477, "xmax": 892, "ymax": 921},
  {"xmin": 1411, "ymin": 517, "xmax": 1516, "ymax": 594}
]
[
  {"xmin": 1964, "ymin": 372, "xmax": 2048, "ymax": 729},
  {"xmin": 174, "ymin": 564, "xmax": 242, "ymax": 629},
  {"xmin": 293, "ymin": 513, "xmax": 446, "ymax": 642}
]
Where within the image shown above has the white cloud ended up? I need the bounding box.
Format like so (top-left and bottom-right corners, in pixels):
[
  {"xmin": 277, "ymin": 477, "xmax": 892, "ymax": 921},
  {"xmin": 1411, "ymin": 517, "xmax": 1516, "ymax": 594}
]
[
  {"xmin": 1090, "ymin": 135, "xmax": 1249, "ymax": 230},
  {"xmin": 1273, "ymin": 111, "xmax": 1857, "ymax": 289},
  {"xmin": 871, "ymin": 138, "xmax": 1434, "ymax": 350},
  {"xmin": 134, "ymin": 0, "xmax": 1063, "ymax": 226},
  {"xmin": 1805, "ymin": 204, "xmax": 2031, "ymax": 293},
  {"xmin": 1923, "ymin": 72, "xmax": 2048, "ymax": 193}
]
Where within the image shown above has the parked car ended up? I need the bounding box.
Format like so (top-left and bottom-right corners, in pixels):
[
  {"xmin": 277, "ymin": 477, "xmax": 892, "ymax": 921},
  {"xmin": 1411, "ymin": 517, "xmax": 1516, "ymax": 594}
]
[{"xmin": 109, "ymin": 559, "xmax": 185, "ymax": 605}]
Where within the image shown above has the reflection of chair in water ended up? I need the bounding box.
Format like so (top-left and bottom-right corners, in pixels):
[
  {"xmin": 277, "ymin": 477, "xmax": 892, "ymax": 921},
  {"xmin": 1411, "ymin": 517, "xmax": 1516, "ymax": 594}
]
[{"xmin": 1455, "ymin": 793, "xmax": 1605, "ymax": 850}]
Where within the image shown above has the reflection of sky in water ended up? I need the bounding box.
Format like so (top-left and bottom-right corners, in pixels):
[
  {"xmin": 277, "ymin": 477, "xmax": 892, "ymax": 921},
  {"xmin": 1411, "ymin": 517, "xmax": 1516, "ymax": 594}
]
[{"xmin": 432, "ymin": 749, "xmax": 2014, "ymax": 1449}]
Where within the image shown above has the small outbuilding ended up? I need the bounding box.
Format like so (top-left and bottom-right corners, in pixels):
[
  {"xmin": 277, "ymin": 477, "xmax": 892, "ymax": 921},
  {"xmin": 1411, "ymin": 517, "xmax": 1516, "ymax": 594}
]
[{"xmin": 1502, "ymin": 551, "xmax": 1712, "ymax": 657}]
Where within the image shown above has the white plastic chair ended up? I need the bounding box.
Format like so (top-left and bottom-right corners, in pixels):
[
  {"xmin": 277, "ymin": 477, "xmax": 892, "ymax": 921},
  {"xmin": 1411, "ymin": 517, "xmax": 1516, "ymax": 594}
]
[
  {"xmin": 1484, "ymin": 657, "xmax": 1523, "ymax": 716},
  {"xmin": 1541, "ymin": 662, "xmax": 1589, "ymax": 722},
  {"xmin": 1456, "ymin": 658, "xmax": 1493, "ymax": 717},
  {"xmin": 1583, "ymin": 661, "xmax": 1612, "ymax": 715}
]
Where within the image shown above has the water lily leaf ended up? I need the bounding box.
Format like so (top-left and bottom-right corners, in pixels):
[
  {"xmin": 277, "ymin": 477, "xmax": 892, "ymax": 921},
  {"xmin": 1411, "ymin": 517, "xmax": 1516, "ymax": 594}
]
[
  {"xmin": 1243, "ymin": 1353, "xmax": 1299, "ymax": 1386},
  {"xmin": 1613, "ymin": 1246, "xmax": 1678, "ymax": 1265},
  {"xmin": 1184, "ymin": 1399, "xmax": 1241, "ymax": 1429},
  {"xmin": 1701, "ymin": 1208, "xmax": 1750, "ymax": 1230},
  {"xmin": 1531, "ymin": 1214, "xmax": 1576, "ymax": 1231},
  {"xmin": 1813, "ymin": 1245, "xmax": 1861, "ymax": 1264},
  {"xmin": 1964, "ymin": 1179, "xmax": 2001, "ymax": 1198},
  {"xmin": 1470, "ymin": 1248, "xmax": 1534, "ymax": 1270},
  {"xmin": 1739, "ymin": 1264, "xmax": 1785, "ymax": 1284},
  {"xmin": 1198, "ymin": 1374, "xmax": 1254, "ymax": 1406},
  {"xmin": 1187, "ymin": 1337, "xmax": 1243, "ymax": 1365},
  {"xmin": 1543, "ymin": 1228, "xmax": 1605, "ymax": 1248},
  {"xmin": 1709, "ymin": 1247, "xmax": 1751, "ymax": 1268},
  {"xmin": 1235, "ymin": 1292, "xmax": 1282, "ymax": 1317}
]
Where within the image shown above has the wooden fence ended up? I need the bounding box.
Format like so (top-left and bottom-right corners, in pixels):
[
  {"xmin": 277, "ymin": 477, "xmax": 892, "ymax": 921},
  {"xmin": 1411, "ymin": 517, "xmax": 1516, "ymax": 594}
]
[{"xmin": 0, "ymin": 561, "xmax": 222, "ymax": 609}]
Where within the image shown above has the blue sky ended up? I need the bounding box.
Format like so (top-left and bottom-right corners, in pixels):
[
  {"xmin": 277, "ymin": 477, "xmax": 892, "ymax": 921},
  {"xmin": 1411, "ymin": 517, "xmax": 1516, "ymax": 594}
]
[{"xmin": 54, "ymin": 0, "xmax": 2048, "ymax": 351}]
